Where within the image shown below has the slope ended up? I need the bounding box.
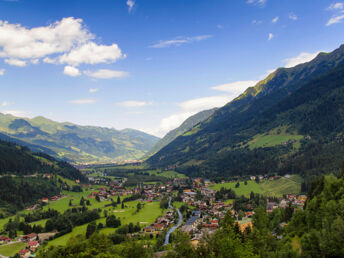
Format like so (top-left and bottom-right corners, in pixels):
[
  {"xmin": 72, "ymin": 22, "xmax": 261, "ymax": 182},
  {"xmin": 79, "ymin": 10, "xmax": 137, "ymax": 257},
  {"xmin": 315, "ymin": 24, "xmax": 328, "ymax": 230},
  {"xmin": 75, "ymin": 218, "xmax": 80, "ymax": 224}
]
[
  {"xmin": 0, "ymin": 114, "xmax": 160, "ymax": 164},
  {"xmin": 149, "ymin": 108, "xmax": 217, "ymax": 155},
  {"xmin": 147, "ymin": 44, "xmax": 344, "ymax": 180}
]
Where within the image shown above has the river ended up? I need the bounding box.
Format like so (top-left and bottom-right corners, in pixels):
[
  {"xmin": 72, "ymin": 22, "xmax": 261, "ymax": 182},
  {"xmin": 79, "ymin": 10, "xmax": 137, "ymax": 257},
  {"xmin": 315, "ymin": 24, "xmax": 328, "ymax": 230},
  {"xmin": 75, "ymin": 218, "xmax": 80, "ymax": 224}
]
[{"xmin": 164, "ymin": 197, "xmax": 183, "ymax": 245}]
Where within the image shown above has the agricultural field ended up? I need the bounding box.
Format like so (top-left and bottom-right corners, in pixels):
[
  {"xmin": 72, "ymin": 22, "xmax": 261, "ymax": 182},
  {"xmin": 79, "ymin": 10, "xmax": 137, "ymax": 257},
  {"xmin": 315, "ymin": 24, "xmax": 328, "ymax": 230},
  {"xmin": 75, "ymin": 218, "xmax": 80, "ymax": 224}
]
[
  {"xmin": 146, "ymin": 170, "xmax": 186, "ymax": 179},
  {"xmin": 0, "ymin": 242, "xmax": 27, "ymax": 257},
  {"xmin": 247, "ymin": 134, "xmax": 304, "ymax": 150},
  {"xmin": 209, "ymin": 175, "xmax": 302, "ymax": 197},
  {"xmin": 47, "ymin": 200, "xmax": 163, "ymax": 247}
]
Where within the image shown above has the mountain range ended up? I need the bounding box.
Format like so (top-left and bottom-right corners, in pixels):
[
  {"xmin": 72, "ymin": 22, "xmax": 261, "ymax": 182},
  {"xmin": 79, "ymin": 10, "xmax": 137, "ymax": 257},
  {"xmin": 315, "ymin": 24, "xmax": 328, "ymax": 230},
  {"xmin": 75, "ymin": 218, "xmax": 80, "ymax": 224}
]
[
  {"xmin": 147, "ymin": 44, "xmax": 344, "ymax": 180},
  {"xmin": 0, "ymin": 114, "xmax": 159, "ymax": 164}
]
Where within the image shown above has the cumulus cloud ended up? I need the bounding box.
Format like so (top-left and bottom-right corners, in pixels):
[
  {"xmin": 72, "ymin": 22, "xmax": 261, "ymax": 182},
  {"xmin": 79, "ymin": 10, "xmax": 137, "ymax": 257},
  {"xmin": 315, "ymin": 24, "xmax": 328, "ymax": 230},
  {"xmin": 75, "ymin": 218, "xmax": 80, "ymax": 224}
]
[
  {"xmin": 252, "ymin": 20, "xmax": 263, "ymax": 25},
  {"xmin": 0, "ymin": 17, "xmax": 92, "ymax": 60},
  {"xmin": 0, "ymin": 69, "xmax": 4, "ymax": 76},
  {"xmin": 288, "ymin": 13, "xmax": 298, "ymax": 21},
  {"xmin": 58, "ymin": 42, "xmax": 124, "ymax": 66},
  {"xmin": 84, "ymin": 69, "xmax": 128, "ymax": 79},
  {"xmin": 217, "ymin": 24, "xmax": 224, "ymax": 29},
  {"xmin": 268, "ymin": 33, "xmax": 274, "ymax": 40},
  {"xmin": 5, "ymin": 58, "xmax": 26, "ymax": 66},
  {"xmin": 126, "ymin": 0, "xmax": 135, "ymax": 12},
  {"xmin": 0, "ymin": 17, "xmax": 126, "ymax": 76},
  {"xmin": 272, "ymin": 16, "xmax": 279, "ymax": 23},
  {"xmin": 69, "ymin": 99, "xmax": 96, "ymax": 104},
  {"xmin": 117, "ymin": 100, "xmax": 153, "ymax": 108},
  {"xmin": 89, "ymin": 88, "xmax": 99, "ymax": 93},
  {"xmin": 283, "ymin": 52, "xmax": 320, "ymax": 68},
  {"xmin": 63, "ymin": 65, "xmax": 80, "ymax": 77},
  {"xmin": 150, "ymin": 35, "xmax": 212, "ymax": 48}
]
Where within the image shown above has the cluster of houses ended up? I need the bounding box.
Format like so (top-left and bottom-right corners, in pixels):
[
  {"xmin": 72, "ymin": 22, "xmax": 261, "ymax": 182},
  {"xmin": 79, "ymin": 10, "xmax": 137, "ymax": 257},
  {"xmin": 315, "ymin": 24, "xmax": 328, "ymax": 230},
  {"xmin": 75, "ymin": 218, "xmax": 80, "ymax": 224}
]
[
  {"xmin": 144, "ymin": 210, "xmax": 175, "ymax": 233},
  {"xmin": 0, "ymin": 233, "xmax": 40, "ymax": 258}
]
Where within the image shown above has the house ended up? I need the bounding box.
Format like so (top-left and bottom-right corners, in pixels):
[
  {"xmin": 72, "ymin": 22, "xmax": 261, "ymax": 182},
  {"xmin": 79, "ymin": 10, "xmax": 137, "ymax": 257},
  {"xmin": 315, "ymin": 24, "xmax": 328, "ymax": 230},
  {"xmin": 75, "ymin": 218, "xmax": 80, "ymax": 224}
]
[
  {"xmin": 28, "ymin": 240, "xmax": 40, "ymax": 252},
  {"xmin": 41, "ymin": 198, "xmax": 49, "ymax": 203},
  {"xmin": 0, "ymin": 235, "xmax": 11, "ymax": 243},
  {"xmin": 19, "ymin": 249, "xmax": 31, "ymax": 258},
  {"xmin": 144, "ymin": 226, "xmax": 153, "ymax": 233},
  {"xmin": 151, "ymin": 223, "xmax": 164, "ymax": 231},
  {"xmin": 22, "ymin": 233, "xmax": 37, "ymax": 242}
]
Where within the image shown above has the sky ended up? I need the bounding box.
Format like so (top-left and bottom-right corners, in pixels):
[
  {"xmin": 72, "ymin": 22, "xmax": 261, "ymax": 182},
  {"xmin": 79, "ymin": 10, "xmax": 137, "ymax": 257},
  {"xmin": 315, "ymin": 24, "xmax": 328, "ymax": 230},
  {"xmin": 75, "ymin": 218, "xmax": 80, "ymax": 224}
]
[{"xmin": 0, "ymin": 0, "xmax": 343, "ymax": 137}]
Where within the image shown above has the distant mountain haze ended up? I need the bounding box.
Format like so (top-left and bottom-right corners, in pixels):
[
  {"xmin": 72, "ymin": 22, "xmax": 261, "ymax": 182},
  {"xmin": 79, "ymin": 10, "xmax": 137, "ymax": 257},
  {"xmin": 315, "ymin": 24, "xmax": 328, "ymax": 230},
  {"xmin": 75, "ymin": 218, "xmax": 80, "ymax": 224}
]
[{"xmin": 0, "ymin": 113, "xmax": 160, "ymax": 164}]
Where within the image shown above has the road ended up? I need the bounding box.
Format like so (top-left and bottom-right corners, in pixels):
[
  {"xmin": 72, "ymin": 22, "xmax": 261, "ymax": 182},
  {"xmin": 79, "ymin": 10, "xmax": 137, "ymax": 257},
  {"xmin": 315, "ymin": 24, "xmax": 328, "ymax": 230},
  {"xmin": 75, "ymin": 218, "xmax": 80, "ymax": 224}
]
[{"xmin": 164, "ymin": 197, "xmax": 183, "ymax": 245}]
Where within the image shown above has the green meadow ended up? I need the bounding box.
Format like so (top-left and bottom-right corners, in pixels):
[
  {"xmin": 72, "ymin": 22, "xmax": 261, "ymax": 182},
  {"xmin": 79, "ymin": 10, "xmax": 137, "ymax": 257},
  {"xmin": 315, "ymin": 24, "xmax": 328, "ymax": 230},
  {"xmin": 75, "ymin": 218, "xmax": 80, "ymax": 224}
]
[
  {"xmin": 209, "ymin": 175, "xmax": 301, "ymax": 197},
  {"xmin": 247, "ymin": 134, "xmax": 304, "ymax": 150},
  {"xmin": 0, "ymin": 242, "xmax": 27, "ymax": 257}
]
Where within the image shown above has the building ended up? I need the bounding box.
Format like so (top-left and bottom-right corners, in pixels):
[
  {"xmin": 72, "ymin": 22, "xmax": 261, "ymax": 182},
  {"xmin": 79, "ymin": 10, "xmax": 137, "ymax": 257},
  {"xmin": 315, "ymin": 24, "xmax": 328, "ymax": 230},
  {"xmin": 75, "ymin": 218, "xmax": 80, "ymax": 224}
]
[
  {"xmin": 28, "ymin": 240, "xmax": 40, "ymax": 252},
  {"xmin": 22, "ymin": 233, "xmax": 37, "ymax": 242},
  {"xmin": 19, "ymin": 249, "xmax": 31, "ymax": 258},
  {"xmin": 0, "ymin": 235, "xmax": 11, "ymax": 243}
]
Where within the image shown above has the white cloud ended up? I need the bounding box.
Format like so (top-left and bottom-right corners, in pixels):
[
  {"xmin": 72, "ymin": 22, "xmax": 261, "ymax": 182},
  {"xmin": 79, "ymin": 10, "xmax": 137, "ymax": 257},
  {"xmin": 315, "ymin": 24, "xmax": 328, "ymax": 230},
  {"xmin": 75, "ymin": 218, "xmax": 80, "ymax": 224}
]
[
  {"xmin": 327, "ymin": 14, "xmax": 344, "ymax": 26},
  {"xmin": 0, "ymin": 69, "xmax": 4, "ymax": 76},
  {"xmin": 5, "ymin": 58, "xmax": 26, "ymax": 66},
  {"xmin": 89, "ymin": 88, "xmax": 99, "ymax": 93},
  {"xmin": 3, "ymin": 110, "xmax": 29, "ymax": 117},
  {"xmin": 211, "ymin": 80, "xmax": 257, "ymax": 93},
  {"xmin": 272, "ymin": 16, "xmax": 279, "ymax": 23},
  {"xmin": 58, "ymin": 42, "xmax": 124, "ymax": 66},
  {"xmin": 69, "ymin": 99, "xmax": 96, "ymax": 104},
  {"xmin": 150, "ymin": 35, "xmax": 212, "ymax": 48},
  {"xmin": 283, "ymin": 51, "xmax": 320, "ymax": 68},
  {"xmin": 247, "ymin": 0, "xmax": 267, "ymax": 7},
  {"xmin": 0, "ymin": 17, "xmax": 125, "ymax": 69},
  {"xmin": 288, "ymin": 13, "xmax": 298, "ymax": 21},
  {"xmin": 217, "ymin": 24, "xmax": 224, "ymax": 29},
  {"xmin": 117, "ymin": 100, "xmax": 153, "ymax": 108},
  {"xmin": 268, "ymin": 33, "xmax": 274, "ymax": 40},
  {"xmin": 327, "ymin": 2, "xmax": 344, "ymax": 10},
  {"xmin": 0, "ymin": 17, "xmax": 92, "ymax": 60},
  {"xmin": 84, "ymin": 69, "xmax": 128, "ymax": 79},
  {"xmin": 178, "ymin": 95, "xmax": 231, "ymax": 113},
  {"xmin": 126, "ymin": 0, "xmax": 135, "ymax": 12},
  {"xmin": 1, "ymin": 101, "xmax": 12, "ymax": 107},
  {"xmin": 63, "ymin": 65, "xmax": 80, "ymax": 77}
]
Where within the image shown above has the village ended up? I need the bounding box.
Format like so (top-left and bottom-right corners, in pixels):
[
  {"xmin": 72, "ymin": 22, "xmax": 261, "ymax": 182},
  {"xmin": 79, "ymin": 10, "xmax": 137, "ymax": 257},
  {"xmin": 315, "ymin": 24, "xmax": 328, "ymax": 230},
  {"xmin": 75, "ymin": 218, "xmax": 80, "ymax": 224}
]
[{"xmin": 0, "ymin": 173, "xmax": 306, "ymax": 257}]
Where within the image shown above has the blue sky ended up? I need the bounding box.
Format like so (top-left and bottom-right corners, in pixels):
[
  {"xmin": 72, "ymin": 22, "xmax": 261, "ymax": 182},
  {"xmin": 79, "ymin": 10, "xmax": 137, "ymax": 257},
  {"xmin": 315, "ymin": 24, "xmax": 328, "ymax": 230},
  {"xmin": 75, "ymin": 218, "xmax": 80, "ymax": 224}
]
[{"xmin": 0, "ymin": 0, "xmax": 343, "ymax": 137}]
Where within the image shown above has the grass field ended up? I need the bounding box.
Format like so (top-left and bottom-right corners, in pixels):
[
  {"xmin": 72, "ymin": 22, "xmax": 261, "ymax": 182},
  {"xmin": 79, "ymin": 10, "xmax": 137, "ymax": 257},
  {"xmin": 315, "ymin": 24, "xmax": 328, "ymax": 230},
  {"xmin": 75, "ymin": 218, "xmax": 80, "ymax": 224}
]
[
  {"xmin": 47, "ymin": 200, "xmax": 163, "ymax": 247},
  {"xmin": 0, "ymin": 242, "xmax": 27, "ymax": 257},
  {"xmin": 146, "ymin": 170, "xmax": 186, "ymax": 178},
  {"xmin": 247, "ymin": 134, "xmax": 304, "ymax": 150},
  {"xmin": 209, "ymin": 175, "xmax": 301, "ymax": 197}
]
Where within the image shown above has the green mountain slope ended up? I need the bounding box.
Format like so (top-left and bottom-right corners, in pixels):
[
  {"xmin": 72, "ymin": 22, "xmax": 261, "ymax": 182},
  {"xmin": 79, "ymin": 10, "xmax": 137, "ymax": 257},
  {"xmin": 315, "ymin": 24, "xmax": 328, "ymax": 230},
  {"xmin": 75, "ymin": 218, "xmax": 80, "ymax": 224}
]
[
  {"xmin": 0, "ymin": 140, "xmax": 87, "ymax": 214},
  {"xmin": 0, "ymin": 114, "xmax": 160, "ymax": 164},
  {"xmin": 147, "ymin": 44, "xmax": 344, "ymax": 179},
  {"xmin": 149, "ymin": 108, "xmax": 217, "ymax": 155}
]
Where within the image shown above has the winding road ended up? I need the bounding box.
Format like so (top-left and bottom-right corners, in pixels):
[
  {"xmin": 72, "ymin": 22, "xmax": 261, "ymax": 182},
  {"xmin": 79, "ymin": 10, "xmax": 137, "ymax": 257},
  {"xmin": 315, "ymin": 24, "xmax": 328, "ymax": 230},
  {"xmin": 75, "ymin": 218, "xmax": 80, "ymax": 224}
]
[{"xmin": 164, "ymin": 197, "xmax": 183, "ymax": 245}]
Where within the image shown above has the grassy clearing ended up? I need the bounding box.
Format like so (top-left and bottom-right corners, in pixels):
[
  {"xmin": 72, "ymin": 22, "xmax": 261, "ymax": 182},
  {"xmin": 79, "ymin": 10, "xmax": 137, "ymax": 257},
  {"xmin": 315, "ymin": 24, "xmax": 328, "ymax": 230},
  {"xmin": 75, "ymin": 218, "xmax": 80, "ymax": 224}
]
[
  {"xmin": 147, "ymin": 170, "xmax": 186, "ymax": 178},
  {"xmin": 209, "ymin": 175, "xmax": 302, "ymax": 197},
  {"xmin": 247, "ymin": 134, "xmax": 304, "ymax": 150},
  {"xmin": 0, "ymin": 242, "xmax": 27, "ymax": 257},
  {"xmin": 47, "ymin": 200, "xmax": 163, "ymax": 247}
]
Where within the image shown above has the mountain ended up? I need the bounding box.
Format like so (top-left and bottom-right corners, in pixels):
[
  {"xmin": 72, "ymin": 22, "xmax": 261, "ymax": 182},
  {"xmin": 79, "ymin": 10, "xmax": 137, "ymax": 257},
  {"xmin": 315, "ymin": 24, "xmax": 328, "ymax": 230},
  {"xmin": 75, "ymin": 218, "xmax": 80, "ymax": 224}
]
[
  {"xmin": 0, "ymin": 139, "xmax": 87, "ymax": 214},
  {"xmin": 147, "ymin": 44, "xmax": 344, "ymax": 180},
  {"xmin": 149, "ymin": 108, "xmax": 217, "ymax": 155},
  {"xmin": 0, "ymin": 114, "xmax": 160, "ymax": 164}
]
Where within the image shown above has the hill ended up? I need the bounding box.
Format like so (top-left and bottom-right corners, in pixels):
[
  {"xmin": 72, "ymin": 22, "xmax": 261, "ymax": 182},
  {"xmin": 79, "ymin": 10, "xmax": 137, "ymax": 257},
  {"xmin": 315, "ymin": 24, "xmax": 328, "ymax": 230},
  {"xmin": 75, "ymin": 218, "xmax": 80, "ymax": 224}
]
[
  {"xmin": 147, "ymin": 44, "xmax": 344, "ymax": 182},
  {"xmin": 149, "ymin": 108, "xmax": 217, "ymax": 155},
  {"xmin": 0, "ymin": 140, "xmax": 87, "ymax": 214},
  {"xmin": 0, "ymin": 114, "xmax": 160, "ymax": 164}
]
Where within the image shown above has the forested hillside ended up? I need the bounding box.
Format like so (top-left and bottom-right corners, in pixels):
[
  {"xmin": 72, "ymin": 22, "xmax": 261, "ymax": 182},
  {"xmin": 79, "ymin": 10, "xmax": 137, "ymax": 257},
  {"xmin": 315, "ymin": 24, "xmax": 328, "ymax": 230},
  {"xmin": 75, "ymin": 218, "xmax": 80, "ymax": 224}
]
[
  {"xmin": 0, "ymin": 114, "xmax": 159, "ymax": 164},
  {"xmin": 149, "ymin": 108, "xmax": 217, "ymax": 155},
  {"xmin": 147, "ymin": 45, "xmax": 344, "ymax": 183}
]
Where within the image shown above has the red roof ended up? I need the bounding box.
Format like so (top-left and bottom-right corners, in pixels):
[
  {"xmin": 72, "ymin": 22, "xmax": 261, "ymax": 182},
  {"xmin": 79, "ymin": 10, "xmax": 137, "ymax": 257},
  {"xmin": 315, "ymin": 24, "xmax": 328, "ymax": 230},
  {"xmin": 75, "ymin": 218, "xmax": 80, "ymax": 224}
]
[
  {"xmin": 19, "ymin": 249, "xmax": 30, "ymax": 254},
  {"xmin": 28, "ymin": 241, "xmax": 39, "ymax": 246},
  {"xmin": 0, "ymin": 236, "xmax": 10, "ymax": 241}
]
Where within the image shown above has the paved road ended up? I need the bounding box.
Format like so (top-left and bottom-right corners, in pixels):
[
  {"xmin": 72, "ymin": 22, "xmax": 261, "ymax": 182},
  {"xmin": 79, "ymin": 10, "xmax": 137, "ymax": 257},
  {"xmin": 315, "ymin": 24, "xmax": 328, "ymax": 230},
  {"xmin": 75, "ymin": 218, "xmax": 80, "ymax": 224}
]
[{"xmin": 164, "ymin": 197, "xmax": 183, "ymax": 245}]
